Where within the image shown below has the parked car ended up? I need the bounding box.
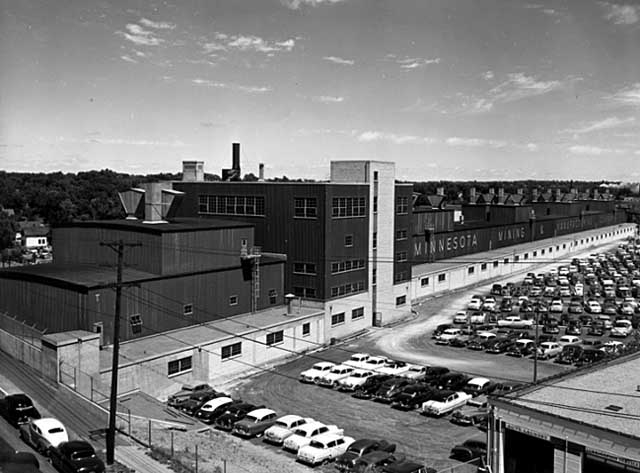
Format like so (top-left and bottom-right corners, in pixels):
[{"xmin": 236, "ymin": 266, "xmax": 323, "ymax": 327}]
[
  {"xmin": 351, "ymin": 451, "xmax": 404, "ymax": 473},
  {"xmin": 453, "ymin": 311, "xmax": 469, "ymax": 324},
  {"xmin": 299, "ymin": 362, "xmax": 336, "ymax": 384},
  {"xmin": 297, "ymin": 433, "xmax": 355, "ymax": 467},
  {"xmin": 215, "ymin": 402, "xmax": 264, "ymax": 431},
  {"xmin": 611, "ymin": 319, "xmax": 633, "ymax": 337},
  {"xmin": 338, "ymin": 370, "xmax": 376, "ymax": 391},
  {"xmin": 283, "ymin": 421, "xmax": 343, "ymax": 453},
  {"xmin": 19, "ymin": 418, "xmax": 68, "ymax": 453},
  {"xmin": 0, "ymin": 394, "xmax": 40, "ymax": 427},
  {"xmin": 383, "ymin": 461, "xmax": 434, "ymax": 473},
  {"xmin": 436, "ymin": 328, "xmax": 462, "ymax": 345},
  {"xmin": 344, "ymin": 353, "xmax": 371, "ymax": 369},
  {"xmin": 586, "ymin": 300, "xmax": 602, "ymax": 314},
  {"xmin": 195, "ymin": 397, "xmax": 238, "ymax": 424},
  {"xmin": 378, "ymin": 361, "xmax": 410, "ymax": 376},
  {"xmin": 505, "ymin": 339, "xmax": 536, "ymax": 358},
  {"xmin": 167, "ymin": 383, "xmax": 213, "ymax": 408},
  {"xmin": 432, "ymin": 324, "xmax": 452, "ymax": 339},
  {"xmin": 431, "ymin": 373, "xmax": 471, "ymax": 391},
  {"xmin": 565, "ymin": 320, "xmax": 582, "ymax": 336},
  {"xmin": 232, "ymin": 408, "xmax": 278, "ymax": 438},
  {"xmin": 463, "ymin": 378, "xmax": 493, "ymax": 397},
  {"xmin": 558, "ymin": 335, "xmax": 582, "ymax": 346},
  {"xmin": 450, "ymin": 403, "xmax": 489, "ymax": 427},
  {"xmin": 422, "ymin": 391, "xmax": 472, "ymax": 417},
  {"xmin": 352, "ymin": 375, "xmax": 394, "ymax": 400},
  {"xmin": 363, "ymin": 356, "xmax": 393, "ymax": 372},
  {"xmin": 485, "ymin": 338, "xmax": 515, "ymax": 354},
  {"xmin": 568, "ymin": 302, "xmax": 583, "ymax": 314},
  {"xmin": 537, "ymin": 342, "xmax": 562, "ymax": 359},
  {"xmin": 491, "ymin": 382, "xmax": 523, "ymax": 396},
  {"xmin": 497, "ymin": 316, "xmax": 534, "ymax": 329},
  {"xmin": 400, "ymin": 365, "xmax": 429, "ymax": 380},
  {"xmin": 334, "ymin": 438, "xmax": 396, "ymax": 472},
  {"xmin": 373, "ymin": 378, "xmax": 414, "ymax": 403},
  {"xmin": 555, "ymin": 345, "xmax": 583, "ymax": 365},
  {"xmin": 49, "ymin": 440, "xmax": 105, "ymax": 473},
  {"xmin": 180, "ymin": 390, "xmax": 224, "ymax": 416},
  {"xmin": 263, "ymin": 415, "xmax": 315, "ymax": 446},
  {"xmin": 588, "ymin": 320, "xmax": 605, "ymax": 336},
  {"xmin": 450, "ymin": 439, "xmax": 487, "ymax": 463},
  {"xmin": 317, "ymin": 365, "xmax": 355, "ymax": 388},
  {"xmin": 390, "ymin": 384, "xmax": 435, "ymax": 410},
  {"xmin": 575, "ymin": 348, "xmax": 607, "ymax": 367},
  {"xmin": 467, "ymin": 296, "xmax": 483, "ymax": 311}
]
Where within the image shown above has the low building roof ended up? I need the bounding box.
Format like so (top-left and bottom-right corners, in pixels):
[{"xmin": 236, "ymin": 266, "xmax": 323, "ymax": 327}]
[{"xmin": 55, "ymin": 217, "xmax": 253, "ymax": 235}]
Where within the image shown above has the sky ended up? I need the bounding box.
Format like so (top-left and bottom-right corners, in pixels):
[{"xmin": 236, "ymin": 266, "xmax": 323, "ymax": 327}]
[{"xmin": 1, "ymin": 0, "xmax": 639, "ymax": 181}]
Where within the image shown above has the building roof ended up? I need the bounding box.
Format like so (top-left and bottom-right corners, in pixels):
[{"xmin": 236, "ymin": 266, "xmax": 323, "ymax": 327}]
[
  {"xmin": 55, "ymin": 217, "xmax": 253, "ymax": 235},
  {"xmin": 22, "ymin": 226, "xmax": 50, "ymax": 237},
  {"xmin": 504, "ymin": 352, "xmax": 640, "ymax": 440}
]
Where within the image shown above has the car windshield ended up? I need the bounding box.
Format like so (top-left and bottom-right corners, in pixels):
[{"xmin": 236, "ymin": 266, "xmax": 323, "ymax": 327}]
[
  {"xmin": 244, "ymin": 415, "xmax": 259, "ymax": 422},
  {"xmin": 309, "ymin": 440, "xmax": 325, "ymax": 449},
  {"xmin": 71, "ymin": 450, "xmax": 95, "ymax": 460}
]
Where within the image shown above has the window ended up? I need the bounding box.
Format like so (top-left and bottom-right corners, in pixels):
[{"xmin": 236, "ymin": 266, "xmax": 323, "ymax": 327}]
[
  {"xmin": 331, "ymin": 197, "xmax": 366, "ymax": 218},
  {"xmin": 331, "ymin": 259, "xmax": 365, "ymax": 274},
  {"xmin": 373, "ymin": 171, "xmax": 378, "ymax": 181},
  {"xmin": 395, "ymin": 271, "xmax": 408, "ymax": 282},
  {"xmin": 302, "ymin": 322, "xmax": 310, "ymax": 336},
  {"xmin": 229, "ymin": 295, "xmax": 238, "ymax": 306},
  {"xmin": 396, "ymin": 251, "xmax": 407, "ymax": 262},
  {"xmin": 396, "ymin": 295, "xmax": 406, "ymax": 306},
  {"xmin": 504, "ymin": 258, "xmax": 510, "ymax": 264},
  {"xmin": 524, "ymin": 253, "xmax": 529, "ymax": 260},
  {"xmin": 421, "ymin": 277, "xmax": 429, "ymax": 287},
  {"xmin": 168, "ymin": 356, "xmax": 192, "ymax": 376},
  {"xmin": 481, "ymin": 263, "xmax": 487, "ymax": 271},
  {"xmin": 514, "ymin": 255, "xmax": 520, "ymax": 262},
  {"xmin": 533, "ymin": 251, "xmax": 537, "ymax": 257},
  {"xmin": 221, "ymin": 342, "xmax": 242, "ymax": 360},
  {"xmin": 468, "ymin": 266, "xmax": 475, "ymax": 275},
  {"xmin": 438, "ymin": 273, "xmax": 446, "ymax": 282},
  {"xmin": 396, "ymin": 229, "xmax": 408, "ymax": 240},
  {"xmin": 562, "ymin": 244, "xmax": 566, "ymax": 249},
  {"xmin": 396, "ymin": 196, "xmax": 408, "ymax": 214},
  {"xmin": 352, "ymin": 307, "xmax": 365, "ymax": 320},
  {"xmin": 330, "ymin": 281, "xmax": 366, "ymax": 298},
  {"xmin": 294, "ymin": 197, "xmax": 317, "ymax": 218},
  {"xmin": 268, "ymin": 289, "xmax": 277, "ymax": 305},
  {"xmin": 266, "ymin": 330, "xmax": 284, "ymax": 346},
  {"xmin": 549, "ymin": 247, "xmax": 553, "ymax": 253},
  {"xmin": 344, "ymin": 235, "xmax": 353, "ymax": 247},
  {"xmin": 129, "ymin": 314, "xmax": 142, "ymax": 334},
  {"xmin": 373, "ymin": 232, "xmax": 377, "ymax": 249},
  {"xmin": 556, "ymin": 246, "xmax": 560, "ymax": 251},
  {"xmin": 541, "ymin": 249, "xmax": 545, "ymax": 255},
  {"xmin": 372, "ymin": 268, "xmax": 377, "ymax": 285},
  {"xmin": 331, "ymin": 312, "xmax": 345, "ymax": 326},
  {"xmin": 183, "ymin": 304, "xmax": 193, "ymax": 316},
  {"xmin": 293, "ymin": 286, "xmax": 317, "ymax": 298},
  {"xmin": 293, "ymin": 262, "xmax": 317, "ymax": 275},
  {"xmin": 373, "ymin": 196, "xmax": 378, "ymax": 213},
  {"xmin": 198, "ymin": 195, "xmax": 265, "ymax": 216}
]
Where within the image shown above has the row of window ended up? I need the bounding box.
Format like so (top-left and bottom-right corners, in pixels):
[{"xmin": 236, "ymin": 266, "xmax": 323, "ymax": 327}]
[
  {"xmin": 332, "ymin": 197, "xmax": 366, "ymax": 218},
  {"xmin": 198, "ymin": 195, "xmax": 266, "ymax": 216},
  {"xmin": 330, "ymin": 281, "xmax": 366, "ymax": 298},
  {"xmin": 331, "ymin": 306, "xmax": 365, "ymax": 326},
  {"xmin": 331, "ymin": 259, "xmax": 365, "ymax": 274}
]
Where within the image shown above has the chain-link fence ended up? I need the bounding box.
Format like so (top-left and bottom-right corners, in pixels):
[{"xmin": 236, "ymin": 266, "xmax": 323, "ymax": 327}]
[{"xmin": 0, "ymin": 311, "xmax": 43, "ymax": 370}]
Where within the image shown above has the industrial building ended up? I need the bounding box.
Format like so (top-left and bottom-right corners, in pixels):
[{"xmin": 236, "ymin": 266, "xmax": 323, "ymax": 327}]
[{"xmin": 488, "ymin": 353, "xmax": 640, "ymax": 473}]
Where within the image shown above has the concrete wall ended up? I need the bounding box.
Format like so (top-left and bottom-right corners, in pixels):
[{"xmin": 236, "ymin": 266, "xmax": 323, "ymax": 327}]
[{"xmin": 322, "ymin": 291, "xmax": 371, "ymax": 340}]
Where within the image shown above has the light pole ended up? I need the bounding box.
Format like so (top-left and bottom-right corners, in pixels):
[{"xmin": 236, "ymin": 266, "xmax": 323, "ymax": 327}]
[{"xmin": 533, "ymin": 309, "xmax": 539, "ymax": 384}]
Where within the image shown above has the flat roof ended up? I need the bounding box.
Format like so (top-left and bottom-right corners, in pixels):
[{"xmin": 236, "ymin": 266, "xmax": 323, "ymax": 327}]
[
  {"xmin": 504, "ymin": 352, "xmax": 640, "ymax": 439},
  {"xmin": 412, "ymin": 223, "xmax": 634, "ymax": 276},
  {"xmin": 103, "ymin": 304, "xmax": 324, "ymax": 368},
  {"xmin": 55, "ymin": 218, "xmax": 253, "ymax": 234}
]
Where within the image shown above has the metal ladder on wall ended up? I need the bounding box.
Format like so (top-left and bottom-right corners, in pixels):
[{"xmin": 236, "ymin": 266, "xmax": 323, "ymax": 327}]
[{"xmin": 251, "ymin": 246, "xmax": 262, "ymax": 313}]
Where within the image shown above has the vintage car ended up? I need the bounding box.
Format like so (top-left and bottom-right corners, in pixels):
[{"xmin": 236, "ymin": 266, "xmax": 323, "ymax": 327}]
[
  {"xmin": 352, "ymin": 375, "xmax": 395, "ymax": 400},
  {"xmin": 390, "ymin": 384, "xmax": 435, "ymax": 411},
  {"xmin": 167, "ymin": 383, "xmax": 214, "ymax": 408},
  {"xmin": 180, "ymin": 391, "xmax": 224, "ymax": 416},
  {"xmin": 450, "ymin": 439, "xmax": 487, "ymax": 463},
  {"xmin": 422, "ymin": 390, "xmax": 472, "ymax": 417},
  {"xmin": 49, "ymin": 440, "xmax": 105, "ymax": 473},
  {"xmin": 462, "ymin": 378, "xmax": 493, "ymax": 397},
  {"xmin": 214, "ymin": 402, "xmax": 264, "ymax": 431},
  {"xmin": 232, "ymin": 408, "xmax": 278, "ymax": 438},
  {"xmin": 611, "ymin": 319, "xmax": 633, "ymax": 337},
  {"xmin": 400, "ymin": 365, "xmax": 429, "ymax": 380},
  {"xmin": 297, "ymin": 433, "xmax": 355, "ymax": 466},
  {"xmin": 19, "ymin": 418, "xmax": 69, "ymax": 453},
  {"xmin": 337, "ymin": 370, "xmax": 376, "ymax": 391},
  {"xmin": 372, "ymin": 378, "xmax": 415, "ymax": 403},
  {"xmin": 344, "ymin": 353, "xmax": 371, "ymax": 369},
  {"xmin": 195, "ymin": 397, "xmax": 238, "ymax": 424},
  {"xmin": 497, "ymin": 316, "xmax": 534, "ymax": 329},
  {"xmin": 377, "ymin": 361, "xmax": 410, "ymax": 376},
  {"xmin": 282, "ymin": 421, "xmax": 343, "ymax": 453},
  {"xmin": 450, "ymin": 404, "xmax": 488, "ymax": 427},
  {"xmin": 263, "ymin": 415, "xmax": 315, "ymax": 446},
  {"xmin": 0, "ymin": 393, "xmax": 40, "ymax": 427},
  {"xmin": 537, "ymin": 341, "xmax": 562, "ymax": 359},
  {"xmin": 334, "ymin": 438, "xmax": 396, "ymax": 472},
  {"xmin": 299, "ymin": 362, "xmax": 336, "ymax": 384},
  {"xmin": 317, "ymin": 365, "xmax": 355, "ymax": 388}
]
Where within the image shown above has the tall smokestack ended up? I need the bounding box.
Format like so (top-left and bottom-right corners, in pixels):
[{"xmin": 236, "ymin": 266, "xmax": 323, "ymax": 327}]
[
  {"xmin": 259, "ymin": 163, "xmax": 264, "ymax": 181},
  {"xmin": 232, "ymin": 142, "xmax": 241, "ymax": 172}
]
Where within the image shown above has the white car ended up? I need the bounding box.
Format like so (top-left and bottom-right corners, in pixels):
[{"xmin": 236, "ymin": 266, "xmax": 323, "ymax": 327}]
[
  {"xmin": 558, "ymin": 266, "xmax": 569, "ymax": 276},
  {"xmin": 620, "ymin": 304, "xmax": 635, "ymax": 316},
  {"xmin": 422, "ymin": 391, "xmax": 472, "ymax": 417},
  {"xmin": 282, "ymin": 422, "xmax": 343, "ymax": 452},
  {"xmin": 377, "ymin": 361, "xmax": 410, "ymax": 376},
  {"xmin": 537, "ymin": 342, "xmax": 562, "ymax": 359},
  {"xmin": 469, "ymin": 312, "xmax": 487, "ymax": 324},
  {"xmin": 558, "ymin": 335, "xmax": 582, "ymax": 346},
  {"xmin": 19, "ymin": 418, "xmax": 68, "ymax": 453},
  {"xmin": 596, "ymin": 314, "xmax": 613, "ymax": 329},
  {"xmin": 482, "ymin": 297, "xmax": 497, "ymax": 311},
  {"xmin": 400, "ymin": 365, "xmax": 428, "ymax": 379},
  {"xmin": 497, "ymin": 316, "xmax": 534, "ymax": 329},
  {"xmin": 549, "ymin": 300, "xmax": 563, "ymax": 313},
  {"xmin": 299, "ymin": 362, "xmax": 336, "ymax": 384},
  {"xmin": 611, "ymin": 319, "xmax": 633, "ymax": 337},
  {"xmin": 263, "ymin": 415, "xmax": 315, "ymax": 445},
  {"xmin": 453, "ymin": 311, "xmax": 468, "ymax": 324},
  {"xmin": 297, "ymin": 433, "xmax": 355, "ymax": 466},
  {"xmin": 195, "ymin": 396, "xmax": 236, "ymax": 424},
  {"xmin": 337, "ymin": 370, "xmax": 375, "ymax": 391},
  {"xmin": 344, "ymin": 353, "xmax": 370, "ymax": 369},
  {"xmin": 436, "ymin": 328, "xmax": 462, "ymax": 344},
  {"xmin": 586, "ymin": 301, "xmax": 602, "ymax": 314},
  {"xmin": 463, "ymin": 377, "xmax": 492, "ymax": 397},
  {"xmin": 316, "ymin": 365, "xmax": 354, "ymax": 388},
  {"xmin": 467, "ymin": 297, "xmax": 483, "ymax": 311},
  {"xmin": 362, "ymin": 356, "xmax": 392, "ymax": 372},
  {"xmin": 573, "ymin": 284, "xmax": 584, "ymax": 296}
]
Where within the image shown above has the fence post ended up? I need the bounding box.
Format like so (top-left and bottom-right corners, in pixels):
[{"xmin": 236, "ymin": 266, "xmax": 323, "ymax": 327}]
[
  {"xmin": 74, "ymin": 367, "xmax": 77, "ymax": 388},
  {"xmin": 148, "ymin": 419, "xmax": 151, "ymax": 447},
  {"xmin": 90, "ymin": 377, "xmax": 94, "ymax": 402},
  {"xmin": 195, "ymin": 444, "xmax": 198, "ymax": 473},
  {"xmin": 128, "ymin": 409, "xmax": 131, "ymax": 437},
  {"xmin": 170, "ymin": 431, "xmax": 174, "ymax": 458},
  {"xmin": 223, "ymin": 459, "xmax": 227, "ymax": 473}
]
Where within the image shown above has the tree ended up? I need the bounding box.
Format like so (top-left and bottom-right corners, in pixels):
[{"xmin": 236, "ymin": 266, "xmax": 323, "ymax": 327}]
[{"xmin": 0, "ymin": 214, "xmax": 17, "ymax": 252}]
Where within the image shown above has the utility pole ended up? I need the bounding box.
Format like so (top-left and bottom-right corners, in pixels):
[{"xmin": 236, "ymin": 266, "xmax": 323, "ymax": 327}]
[
  {"xmin": 533, "ymin": 309, "xmax": 539, "ymax": 384},
  {"xmin": 101, "ymin": 240, "xmax": 141, "ymax": 465}
]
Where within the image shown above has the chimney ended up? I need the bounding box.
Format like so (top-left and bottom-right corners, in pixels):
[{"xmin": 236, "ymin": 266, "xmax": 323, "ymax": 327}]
[
  {"xmin": 285, "ymin": 293, "xmax": 295, "ymax": 315},
  {"xmin": 469, "ymin": 187, "xmax": 476, "ymax": 202},
  {"xmin": 182, "ymin": 161, "xmax": 204, "ymax": 182},
  {"xmin": 259, "ymin": 163, "xmax": 265, "ymax": 181},
  {"xmin": 232, "ymin": 142, "xmax": 241, "ymax": 171},
  {"xmin": 436, "ymin": 186, "xmax": 444, "ymax": 196}
]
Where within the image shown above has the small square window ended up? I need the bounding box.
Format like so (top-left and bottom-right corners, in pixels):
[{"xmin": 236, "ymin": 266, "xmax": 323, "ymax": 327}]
[
  {"xmin": 493, "ymin": 261, "xmax": 499, "ymax": 267},
  {"xmin": 468, "ymin": 266, "xmax": 475, "ymax": 274},
  {"xmin": 229, "ymin": 295, "xmax": 238, "ymax": 306},
  {"xmin": 344, "ymin": 235, "xmax": 353, "ymax": 247},
  {"xmin": 351, "ymin": 307, "xmax": 365, "ymax": 320},
  {"xmin": 395, "ymin": 295, "xmax": 406, "ymax": 306},
  {"xmin": 421, "ymin": 277, "xmax": 429, "ymax": 287},
  {"xmin": 481, "ymin": 263, "xmax": 487, "ymax": 271},
  {"xmin": 268, "ymin": 289, "xmax": 277, "ymax": 305},
  {"xmin": 504, "ymin": 258, "xmax": 510, "ymax": 264},
  {"xmin": 183, "ymin": 304, "xmax": 193, "ymax": 316},
  {"xmin": 438, "ymin": 273, "xmax": 446, "ymax": 282},
  {"xmin": 130, "ymin": 314, "xmax": 142, "ymax": 334},
  {"xmin": 302, "ymin": 322, "xmax": 310, "ymax": 336}
]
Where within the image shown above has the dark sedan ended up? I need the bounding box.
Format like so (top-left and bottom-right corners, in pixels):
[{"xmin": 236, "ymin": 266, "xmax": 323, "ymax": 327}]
[
  {"xmin": 352, "ymin": 375, "xmax": 394, "ymax": 400},
  {"xmin": 390, "ymin": 384, "xmax": 435, "ymax": 411},
  {"xmin": 335, "ymin": 438, "xmax": 396, "ymax": 472},
  {"xmin": 179, "ymin": 391, "xmax": 224, "ymax": 416},
  {"xmin": 49, "ymin": 440, "xmax": 105, "ymax": 473},
  {"xmin": 0, "ymin": 394, "xmax": 40, "ymax": 427},
  {"xmin": 450, "ymin": 439, "xmax": 487, "ymax": 463},
  {"xmin": 214, "ymin": 403, "xmax": 264, "ymax": 431},
  {"xmin": 372, "ymin": 378, "xmax": 414, "ymax": 403}
]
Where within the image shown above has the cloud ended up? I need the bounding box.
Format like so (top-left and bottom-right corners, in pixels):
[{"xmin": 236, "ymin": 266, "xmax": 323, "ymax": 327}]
[
  {"xmin": 492, "ymin": 72, "xmax": 563, "ymax": 102},
  {"xmin": 563, "ymin": 116, "xmax": 636, "ymax": 134},
  {"xmin": 323, "ymin": 56, "xmax": 354, "ymax": 65},
  {"xmin": 525, "ymin": 143, "xmax": 539, "ymax": 152},
  {"xmin": 446, "ymin": 137, "xmax": 508, "ymax": 148},
  {"xmin": 191, "ymin": 78, "xmax": 271, "ymax": 94},
  {"xmin": 482, "ymin": 71, "xmax": 495, "ymax": 80},
  {"xmin": 116, "ymin": 23, "xmax": 164, "ymax": 46},
  {"xmin": 599, "ymin": 2, "xmax": 639, "ymax": 25},
  {"xmin": 139, "ymin": 18, "xmax": 176, "ymax": 30},
  {"xmin": 568, "ymin": 145, "xmax": 623, "ymax": 155},
  {"xmin": 280, "ymin": 0, "xmax": 346, "ymax": 9},
  {"xmin": 387, "ymin": 55, "xmax": 441, "ymax": 70},
  {"xmin": 524, "ymin": 4, "xmax": 562, "ymax": 18},
  {"xmin": 357, "ymin": 131, "xmax": 437, "ymax": 145},
  {"xmin": 120, "ymin": 55, "xmax": 138, "ymax": 63},
  {"xmin": 312, "ymin": 95, "xmax": 345, "ymax": 103},
  {"xmin": 59, "ymin": 136, "xmax": 186, "ymax": 147},
  {"xmin": 202, "ymin": 34, "xmax": 295, "ymax": 54},
  {"xmin": 609, "ymin": 83, "xmax": 640, "ymax": 106}
]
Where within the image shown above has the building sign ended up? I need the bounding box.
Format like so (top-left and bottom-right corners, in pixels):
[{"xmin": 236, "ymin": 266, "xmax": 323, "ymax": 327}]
[
  {"xmin": 505, "ymin": 423, "xmax": 551, "ymax": 441},
  {"xmin": 585, "ymin": 447, "xmax": 640, "ymax": 470}
]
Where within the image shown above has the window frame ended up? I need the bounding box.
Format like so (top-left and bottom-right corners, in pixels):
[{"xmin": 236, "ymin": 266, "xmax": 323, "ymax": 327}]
[
  {"xmin": 331, "ymin": 312, "xmax": 346, "ymax": 326},
  {"xmin": 229, "ymin": 295, "xmax": 239, "ymax": 306},
  {"xmin": 168, "ymin": 356, "xmax": 192, "ymax": 376},
  {"xmin": 395, "ymin": 295, "xmax": 407, "ymax": 306},
  {"xmin": 266, "ymin": 330, "xmax": 284, "ymax": 346},
  {"xmin": 294, "ymin": 197, "xmax": 318, "ymax": 219},
  {"xmin": 221, "ymin": 342, "xmax": 242, "ymax": 360}
]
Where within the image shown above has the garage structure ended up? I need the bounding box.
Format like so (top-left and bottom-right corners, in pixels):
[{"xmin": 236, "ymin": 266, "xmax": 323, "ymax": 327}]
[{"xmin": 488, "ymin": 353, "xmax": 640, "ymax": 473}]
